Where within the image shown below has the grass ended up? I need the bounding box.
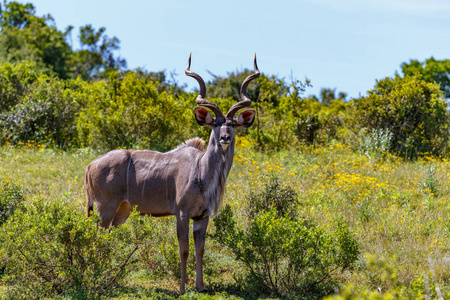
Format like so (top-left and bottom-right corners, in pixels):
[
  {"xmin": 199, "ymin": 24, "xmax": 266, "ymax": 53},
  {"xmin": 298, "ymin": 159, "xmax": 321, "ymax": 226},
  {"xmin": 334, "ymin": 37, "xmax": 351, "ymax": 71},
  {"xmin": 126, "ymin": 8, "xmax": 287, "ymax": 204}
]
[
  {"xmin": 1, "ymin": 140, "xmax": 450, "ymax": 298},
  {"xmin": 0, "ymin": 145, "xmax": 97, "ymax": 206}
]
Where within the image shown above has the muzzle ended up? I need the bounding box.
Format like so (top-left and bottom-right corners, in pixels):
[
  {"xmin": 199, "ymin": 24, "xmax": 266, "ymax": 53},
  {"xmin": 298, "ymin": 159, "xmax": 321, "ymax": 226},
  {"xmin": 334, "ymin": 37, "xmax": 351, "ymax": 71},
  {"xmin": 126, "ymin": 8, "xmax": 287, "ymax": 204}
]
[{"xmin": 219, "ymin": 126, "xmax": 231, "ymax": 150}]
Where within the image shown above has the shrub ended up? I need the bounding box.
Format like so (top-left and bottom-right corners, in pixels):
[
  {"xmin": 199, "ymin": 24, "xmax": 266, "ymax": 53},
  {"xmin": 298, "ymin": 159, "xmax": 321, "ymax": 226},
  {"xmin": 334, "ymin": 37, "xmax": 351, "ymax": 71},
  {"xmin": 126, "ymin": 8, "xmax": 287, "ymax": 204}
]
[
  {"xmin": 0, "ymin": 177, "xmax": 25, "ymax": 226},
  {"xmin": 213, "ymin": 205, "xmax": 360, "ymax": 298},
  {"xmin": 0, "ymin": 61, "xmax": 39, "ymax": 113},
  {"xmin": 295, "ymin": 99, "xmax": 348, "ymax": 146},
  {"xmin": 249, "ymin": 85, "xmax": 348, "ymax": 150},
  {"xmin": 326, "ymin": 254, "xmax": 450, "ymax": 299},
  {"xmin": 246, "ymin": 177, "xmax": 297, "ymax": 220},
  {"xmin": 352, "ymin": 75, "xmax": 448, "ymax": 159},
  {"xmin": 0, "ymin": 200, "xmax": 156, "ymax": 299},
  {"xmin": 0, "ymin": 75, "xmax": 85, "ymax": 148},
  {"xmin": 296, "ymin": 112, "xmax": 321, "ymax": 145},
  {"xmin": 356, "ymin": 128, "xmax": 393, "ymax": 156},
  {"xmin": 0, "ymin": 176, "xmax": 25, "ymax": 226},
  {"xmin": 0, "ymin": 176, "xmax": 25, "ymax": 276},
  {"xmin": 76, "ymin": 71, "xmax": 196, "ymax": 151},
  {"xmin": 246, "ymin": 78, "xmax": 310, "ymax": 150}
]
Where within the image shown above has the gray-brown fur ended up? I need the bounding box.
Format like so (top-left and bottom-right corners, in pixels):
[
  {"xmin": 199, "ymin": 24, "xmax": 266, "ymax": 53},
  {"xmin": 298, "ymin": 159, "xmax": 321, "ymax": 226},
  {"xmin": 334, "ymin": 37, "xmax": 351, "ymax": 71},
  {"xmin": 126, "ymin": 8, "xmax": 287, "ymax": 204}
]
[
  {"xmin": 178, "ymin": 137, "xmax": 205, "ymax": 151},
  {"xmin": 85, "ymin": 54, "xmax": 260, "ymax": 294}
]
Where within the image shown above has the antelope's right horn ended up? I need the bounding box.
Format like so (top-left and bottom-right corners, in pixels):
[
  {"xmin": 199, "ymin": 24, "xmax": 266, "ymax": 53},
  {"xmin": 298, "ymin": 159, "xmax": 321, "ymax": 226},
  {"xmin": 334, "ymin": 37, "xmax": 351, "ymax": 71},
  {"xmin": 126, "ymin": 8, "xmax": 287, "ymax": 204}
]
[
  {"xmin": 186, "ymin": 53, "xmax": 224, "ymax": 117},
  {"xmin": 225, "ymin": 54, "xmax": 260, "ymax": 118}
]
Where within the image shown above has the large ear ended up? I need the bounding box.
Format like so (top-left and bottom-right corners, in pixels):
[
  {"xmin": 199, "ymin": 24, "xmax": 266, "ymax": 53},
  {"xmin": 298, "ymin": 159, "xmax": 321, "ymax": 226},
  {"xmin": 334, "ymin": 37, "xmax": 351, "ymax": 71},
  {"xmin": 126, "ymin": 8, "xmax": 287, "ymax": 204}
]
[
  {"xmin": 194, "ymin": 107, "xmax": 214, "ymax": 126},
  {"xmin": 236, "ymin": 109, "xmax": 256, "ymax": 128}
]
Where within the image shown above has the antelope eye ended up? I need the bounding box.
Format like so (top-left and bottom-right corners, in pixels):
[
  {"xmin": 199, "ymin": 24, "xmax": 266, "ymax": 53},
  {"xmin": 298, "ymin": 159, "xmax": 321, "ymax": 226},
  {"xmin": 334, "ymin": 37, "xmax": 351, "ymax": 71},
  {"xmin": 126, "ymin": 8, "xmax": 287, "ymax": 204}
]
[{"xmin": 225, "ymin": 121, "xmax": 235, "ymax": 127}]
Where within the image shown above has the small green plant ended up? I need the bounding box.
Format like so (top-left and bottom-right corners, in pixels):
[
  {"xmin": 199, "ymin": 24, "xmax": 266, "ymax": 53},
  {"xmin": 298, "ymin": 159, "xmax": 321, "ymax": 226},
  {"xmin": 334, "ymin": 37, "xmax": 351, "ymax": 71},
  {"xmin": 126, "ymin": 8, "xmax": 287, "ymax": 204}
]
[
  {"xmin": 0, "ymin": 176, "xmax": 25, "ymax": 226},
  {"xmin": 213, "ymin": 205, "xmax": 359, "ymax": 298},
  {"xmin": 0, "ymin": 200, "xmax": 156, "ymax": 299},
  {"xmin": 357, "ymin": 198, "xmax": 374, "ymax": 223},
  {"xmin": 326, "ymin": 254, "xmax": 450, "ymax": 299},
  {"xmin": 420, "ymin": 165, "xmax": 439, "ymax": 196},
  {"xmin": 445, "ymin": 218, "xmax": 450, "ymax": 234},
  {"xmin": 246, "ymin": 177, "xmax": 298, "ymax": 220},
  {"xmin": 357, "ymin": 128, "xmax": 393, "ymax": 156}
]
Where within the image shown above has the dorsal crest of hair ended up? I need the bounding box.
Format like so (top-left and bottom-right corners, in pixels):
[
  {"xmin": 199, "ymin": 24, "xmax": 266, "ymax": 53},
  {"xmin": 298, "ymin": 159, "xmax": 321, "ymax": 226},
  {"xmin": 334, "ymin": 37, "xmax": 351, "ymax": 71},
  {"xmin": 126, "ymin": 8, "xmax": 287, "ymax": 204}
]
[{"xmin": 182, "ymin": 137, "xmax": 205, "ymax": 151}]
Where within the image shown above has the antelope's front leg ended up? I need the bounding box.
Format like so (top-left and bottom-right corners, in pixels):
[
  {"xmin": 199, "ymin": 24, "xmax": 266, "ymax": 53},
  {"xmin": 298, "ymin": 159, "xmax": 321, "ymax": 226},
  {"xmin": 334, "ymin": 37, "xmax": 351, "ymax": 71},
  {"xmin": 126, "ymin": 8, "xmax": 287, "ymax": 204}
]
[
  {"xmin": 176, "ymin": 212, "xmax": 190, "ymax": 294},
  {"xmin": 193, "ymin": 217, "xmax": 209, "ymax": 292}
]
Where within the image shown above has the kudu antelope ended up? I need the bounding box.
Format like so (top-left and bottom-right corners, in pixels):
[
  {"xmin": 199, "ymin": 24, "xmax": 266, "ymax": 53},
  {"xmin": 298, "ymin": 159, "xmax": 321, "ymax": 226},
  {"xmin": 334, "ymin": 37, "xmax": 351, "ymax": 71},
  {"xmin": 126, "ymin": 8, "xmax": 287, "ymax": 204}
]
[{"xmin": 85, "ymin": 54, "xmax": 260, "ymax": 293}]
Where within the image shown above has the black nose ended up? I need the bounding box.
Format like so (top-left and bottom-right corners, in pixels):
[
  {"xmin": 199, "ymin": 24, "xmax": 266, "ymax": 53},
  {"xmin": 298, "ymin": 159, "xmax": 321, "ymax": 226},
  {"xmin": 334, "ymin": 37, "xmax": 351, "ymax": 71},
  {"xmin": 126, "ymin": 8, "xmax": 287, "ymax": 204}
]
[{"xmin": 220, "ymin": 135, "xmax": 231, "ymax": 143}]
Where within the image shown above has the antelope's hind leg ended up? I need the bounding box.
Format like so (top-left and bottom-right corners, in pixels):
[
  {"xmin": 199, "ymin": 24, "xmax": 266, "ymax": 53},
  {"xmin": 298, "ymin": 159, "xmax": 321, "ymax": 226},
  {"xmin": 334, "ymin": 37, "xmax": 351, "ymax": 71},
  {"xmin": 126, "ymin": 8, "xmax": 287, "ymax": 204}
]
[{"xmin": 111, "ymin": 200, "xmax": 132, "ymax": 227}]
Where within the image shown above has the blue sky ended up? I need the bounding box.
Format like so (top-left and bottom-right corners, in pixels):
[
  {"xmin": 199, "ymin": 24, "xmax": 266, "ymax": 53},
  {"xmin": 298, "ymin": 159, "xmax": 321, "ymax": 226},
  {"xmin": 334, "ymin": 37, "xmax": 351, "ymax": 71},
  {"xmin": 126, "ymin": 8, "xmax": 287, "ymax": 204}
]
[{"xmin": 27, "ymin": 0, "xmax": 450, "ymax": 98}]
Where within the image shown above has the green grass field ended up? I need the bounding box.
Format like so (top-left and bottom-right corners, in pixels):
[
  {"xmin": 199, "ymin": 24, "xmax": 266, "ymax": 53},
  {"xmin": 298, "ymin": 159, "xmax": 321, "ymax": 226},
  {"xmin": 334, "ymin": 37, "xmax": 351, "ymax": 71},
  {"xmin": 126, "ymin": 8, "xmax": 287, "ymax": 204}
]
[{"xmin": 1, "ymin": 141, "xmax": 450, "ymax": 299}]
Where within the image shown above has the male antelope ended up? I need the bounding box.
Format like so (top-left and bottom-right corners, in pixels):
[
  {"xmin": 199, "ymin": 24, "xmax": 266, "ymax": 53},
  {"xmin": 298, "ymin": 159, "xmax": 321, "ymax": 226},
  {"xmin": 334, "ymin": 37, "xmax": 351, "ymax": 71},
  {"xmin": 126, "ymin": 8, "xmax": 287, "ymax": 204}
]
[{"xmin": 85, "ymin": 54, "xmax": 260, "ymax": 293}]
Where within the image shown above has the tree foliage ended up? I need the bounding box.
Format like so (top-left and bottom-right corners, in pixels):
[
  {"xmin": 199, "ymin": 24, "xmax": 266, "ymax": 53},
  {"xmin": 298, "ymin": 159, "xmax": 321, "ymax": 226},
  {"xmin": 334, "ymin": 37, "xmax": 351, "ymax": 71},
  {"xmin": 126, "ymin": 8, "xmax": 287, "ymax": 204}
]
[
  {"xmin": 0, "ymin": 1, "xmax": 126, "ymax": 80},
  {"xmin": 0, "ymin": 61, "xmax": 86, "ymax": 148},
  {"xmin": 69, "ymin": 24, "xmax": 127, "ymax": 80},
  {"xmin": 0, "ymin": 1, "xmax": 72, "ymax": 78},
  {"xmin": 1, "ymin": 1, "xmax": 450, "ymax": 161},
  {"xmin": 76, "ymin": 72, "xmax": 195, "ymax": 151},
  {"xmin": 352, "ymin": 74, "xmax": 448, "ymax": 159},
  {"xmin": 401, "ymin": 57, "xmax": 450, "ymax": 98}
]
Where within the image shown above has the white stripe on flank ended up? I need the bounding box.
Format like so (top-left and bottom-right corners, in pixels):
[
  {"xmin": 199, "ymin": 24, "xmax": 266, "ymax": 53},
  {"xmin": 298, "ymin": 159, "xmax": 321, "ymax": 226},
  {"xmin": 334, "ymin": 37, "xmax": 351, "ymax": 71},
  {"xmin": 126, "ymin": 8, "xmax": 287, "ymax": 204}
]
[{"xmin": 127, "ymin": 153, "xmax": 133, "ymax": 201}]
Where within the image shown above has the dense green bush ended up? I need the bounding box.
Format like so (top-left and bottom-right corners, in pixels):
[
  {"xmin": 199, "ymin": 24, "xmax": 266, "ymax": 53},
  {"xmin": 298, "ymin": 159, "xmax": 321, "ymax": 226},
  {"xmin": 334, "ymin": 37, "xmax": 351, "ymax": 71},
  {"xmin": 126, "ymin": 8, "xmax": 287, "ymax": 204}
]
[
  {"xmin": 294, "ymin": 98, "xmax": 348, "ymax": 146},
  {"xmin": 212, "ymin": 177, "xmax": 359, "ymax": 299},
  {"xmin": 352, "ymin": 75, "xmax": 448, "ymax": 159},
  {"xmin": 1, "ymin": 75, "xmax": 85, "ymax": 148},
  {"xmin": 0, "ymin": 61, "xmax": 206, "ymax": 151},
  {"xmin": 76, "ymin": 72, "xmax": 197, "ymax": 151},
  {"xmin": 0, "ymin": 61, "xmax": 39, "ymax": 112},
  {"xmin": 0, "ymin": 176, "xmax": 25, "ymax": 226},
  {"xmin": 213, "ymin": 199, "xmax": 359, "ymax": 299},
  {"xmin": 1, "ymin": 59, "xmax": 447, "ymax": 159},
  {"xmin": 0, "ymin": 61, "xmax": 87, "ymax": 148},
  {"xmin": 0, "ymin": 200, "xmax": 156, "ymax": 299},
  {"xmin": 249, "ymin": 82, "xmax": 348, "ymax": 150},
  {"xmin": 246, "ymin": 177, "xmax": 298, "ymax": 220}
]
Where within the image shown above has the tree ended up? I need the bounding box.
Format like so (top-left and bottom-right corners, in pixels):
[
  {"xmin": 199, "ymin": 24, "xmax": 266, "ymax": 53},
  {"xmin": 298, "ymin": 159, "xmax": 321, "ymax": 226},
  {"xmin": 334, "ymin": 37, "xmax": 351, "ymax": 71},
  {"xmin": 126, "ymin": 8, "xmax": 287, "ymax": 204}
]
[
  {"xmin": 319, "ymin": 88, "xmax": 347, "ymax": 106},
  {"xmin": 0, "ymin": 1, "xmax": 127, "ymax": 80},
  {"xmin": 69, "ymin": 24, "xmax": 127, "ymax": 80},
  {"xmin": 0, "ymin": 1, "xmax": 72, "ymax": 78},
  {"xmin": 206, "ymin": 70, "xmax": 286, "ymax": 104},
  {"xmin": 132, "ymin": 68, "xmax": 186, "ymax": 96},
  {"xmin": 401, "ymin": 57, "xmax": 450, "ymax": 98},
  {"xmin": 352, "ymin": 74, "xmax": 448, "ymax": 159}
]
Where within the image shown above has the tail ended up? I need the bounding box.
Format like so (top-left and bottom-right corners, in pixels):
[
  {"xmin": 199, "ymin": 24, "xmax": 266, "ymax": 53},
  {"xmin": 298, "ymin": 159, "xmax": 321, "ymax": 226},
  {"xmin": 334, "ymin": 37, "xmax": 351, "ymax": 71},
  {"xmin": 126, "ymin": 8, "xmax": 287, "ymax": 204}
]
[{"xmin": 85, "ymin": 166, "xmax": 94, "ymax": 217}]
